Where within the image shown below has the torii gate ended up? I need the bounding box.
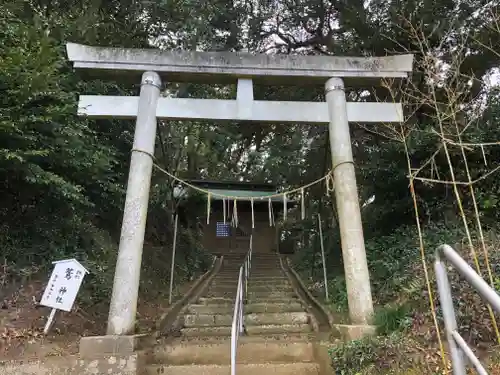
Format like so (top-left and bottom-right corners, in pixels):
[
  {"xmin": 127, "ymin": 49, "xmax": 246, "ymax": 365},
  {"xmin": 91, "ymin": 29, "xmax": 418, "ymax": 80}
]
[{"xmin": 66, "ymin": 43, "xmax": 413, "ymax": 339}]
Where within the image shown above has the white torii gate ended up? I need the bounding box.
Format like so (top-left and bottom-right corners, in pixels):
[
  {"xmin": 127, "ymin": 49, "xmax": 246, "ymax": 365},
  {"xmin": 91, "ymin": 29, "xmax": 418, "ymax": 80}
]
[{"xmin": 66, "ymin": 43, "xmax": 413, "ymax": 337}]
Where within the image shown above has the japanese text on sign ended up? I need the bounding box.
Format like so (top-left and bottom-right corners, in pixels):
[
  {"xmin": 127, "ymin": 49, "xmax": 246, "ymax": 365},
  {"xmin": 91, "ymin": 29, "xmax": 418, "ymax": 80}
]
[{"xmin": 40, "ymin": 259, "xmax": 88, "ymax": 312}]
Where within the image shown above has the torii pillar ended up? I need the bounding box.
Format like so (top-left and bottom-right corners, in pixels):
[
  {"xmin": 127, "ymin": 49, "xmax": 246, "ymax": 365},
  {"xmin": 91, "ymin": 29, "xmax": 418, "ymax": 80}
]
[{"xmin": 66, "ymin": 43, "xmax": 413, "ymax": 342}]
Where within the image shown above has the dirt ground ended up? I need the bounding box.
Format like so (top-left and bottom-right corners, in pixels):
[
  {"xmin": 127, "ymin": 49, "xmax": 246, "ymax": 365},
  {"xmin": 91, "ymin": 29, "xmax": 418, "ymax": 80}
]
[{"xmin": 0, "ymin": 278, "xmax": 196, "ymax": 360}]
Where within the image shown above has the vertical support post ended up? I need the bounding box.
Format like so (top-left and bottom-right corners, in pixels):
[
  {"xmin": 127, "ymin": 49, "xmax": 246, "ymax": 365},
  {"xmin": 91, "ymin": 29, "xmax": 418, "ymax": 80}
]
[
  {"xmin": 169, "ymin": 213, "xmax": 179, "ymax": 305},
  {"xmin": 325, "ymin": 77, "xmax": 374, "ymax": 325},
  {"xmin": 317, "ymin": 213, "xmax": 329, "ymax": 302},
  {"xmin": 434, "ymin": 257, "xmax": 466, "ymax": 375},
  {"xmin": 43, "ymin": 308, "xmax": 57, "ymax": 335},
  {"xmin": 107, "ymin": 71, "xmax": 162, "ymax": 335},
  {"xmin": 244, "ymin": 260, "xmax": 248, "ymax": 297}
]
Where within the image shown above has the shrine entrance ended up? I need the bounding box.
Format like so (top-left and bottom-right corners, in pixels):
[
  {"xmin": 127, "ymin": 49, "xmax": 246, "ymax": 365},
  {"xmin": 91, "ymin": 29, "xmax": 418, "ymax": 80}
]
[
  {"xmin": 66, "ymin": 42, "xmax": 413, "ymax": 334},
  {"xmin": 174, "ymin": 180, "xmax": 286, "ymax": 256}
]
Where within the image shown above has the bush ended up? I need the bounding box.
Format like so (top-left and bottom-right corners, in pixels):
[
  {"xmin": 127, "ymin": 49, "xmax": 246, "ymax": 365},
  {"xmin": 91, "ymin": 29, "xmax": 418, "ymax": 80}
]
[
  {"xmin": 329, "ymin": 333, "xmax": 421, "ymax": 375},
  {"xmin": 373, "ymin": 304, "xmax": 413, "ymax": 335}
]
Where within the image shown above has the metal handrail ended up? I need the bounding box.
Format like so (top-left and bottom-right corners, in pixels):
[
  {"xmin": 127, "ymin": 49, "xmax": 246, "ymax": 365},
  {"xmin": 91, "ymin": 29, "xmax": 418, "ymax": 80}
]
[
  {"xmin": 230, "ymin": 235, "xmax": 253, "ymax": 375},
  {"xmin": 435, "ymin": 244, "xmax": 500, "ymax": 375}
]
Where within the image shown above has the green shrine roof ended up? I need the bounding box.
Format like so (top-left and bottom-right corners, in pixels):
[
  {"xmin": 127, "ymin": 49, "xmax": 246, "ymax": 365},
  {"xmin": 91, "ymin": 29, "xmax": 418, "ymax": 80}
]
[
  {"xmin": 199, "ymin": 188, "xmax": 283, "ymax": 202},
  {"xmin": 173, "ymin": 179, "xmax": 286, "ymax": 203}
]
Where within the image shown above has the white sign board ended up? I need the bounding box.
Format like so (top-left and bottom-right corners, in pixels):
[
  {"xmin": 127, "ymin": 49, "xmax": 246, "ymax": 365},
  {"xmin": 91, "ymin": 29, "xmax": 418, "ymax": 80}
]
[{"xmin": 40, "ymin": 258, "xmax": 89, "ymax": 312}]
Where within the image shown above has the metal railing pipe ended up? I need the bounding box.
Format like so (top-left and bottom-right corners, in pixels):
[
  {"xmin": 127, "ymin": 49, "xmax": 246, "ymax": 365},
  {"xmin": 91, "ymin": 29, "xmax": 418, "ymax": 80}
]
[
  {"xmin": 230, "ymin": 235, "xmax": 253, "ymax": 375},
  {"xmin": 435, "ymin": 244, "xmax": 500, "ymax": 375},
  {"xmin": 436, "ymin": 245, "xmax": 500, "ymax": 312}
]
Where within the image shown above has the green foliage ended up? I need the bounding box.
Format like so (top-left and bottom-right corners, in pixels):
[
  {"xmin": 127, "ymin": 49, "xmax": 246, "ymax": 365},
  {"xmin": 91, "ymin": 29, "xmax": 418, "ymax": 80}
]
[
  {"xmin": 329, "ymin": 333, "xmax": 415, "ymax": 375},
  {"xmin": 0, "ymin": 7, "xmax": 123, "ymax": 276},
  {"xmin": 373, "ymin": 304, "xmax": 413, "ymax": 335}
]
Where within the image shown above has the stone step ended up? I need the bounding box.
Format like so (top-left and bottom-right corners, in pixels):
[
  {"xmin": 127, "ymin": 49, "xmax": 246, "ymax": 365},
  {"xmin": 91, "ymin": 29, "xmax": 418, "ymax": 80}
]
[
  {"xmin": 248, "ymin": 274, "xmax": 286, "ymax": 278},
  {"xmin": 247, "ymin": 302, "xmax": 304, "ymax": 313},
  {"xmin": 250, "ymin": 275, "xmax": 287, "ymax": 278},
  {"xmin": 187, "ymin": 302, "xmax": 304, "ymax": 315},
  {"xmin": 248, "ymin": 297, "xmax": 301, "ymax": 304},
  {"xmin": 198, "ymin": 297, "xmax": 233, "ymax": 305},
  {"xmin": 217, "ymin": 271, "xmax": 282, "ymax": 277},
  {"xmin": 181, "ymin": 323, "xmax": 311, "ymax": 337},
  {"xmin": 172, "ymin": 333, "xmax": 316, "ymax": 343},
  {"xmin": 198, "ymin": 293, "xmax": 300, "ymax": 306},
  {"xmin": 247, "ymin": 286, "xmax": 293, "ymax": 293},
  {"xmin": 207, "ymin": 285, "xmax": 238, "ymax": 291},
  {"xmin": 246, "ymin": 324, "xmax": 312, "ymax": 335},
  {"xmin": 152, "ymin": 340, "xmax": 315, "ymax": 365},
  {"xmin": 251, "ymin": 262, "xmax": 281, "ymax": 265},
  {"xmin": 247, "ymin": 276, "xmax": 286, "ymax": 280},
  {"xmin": 204, "ymin": 292, "xmax": 237, "ymax": 298},
  {"xmin": 204, "ymin": 293, "xmax": 237, "ymax": 299},
  {"xmin": 198, "ymin": 296, "xmax": 300, "ymax": 305},
  {"xmin": 205, "ymin": 289, "xmax": 237, "ymax": 295},
  {"xmin": 249, "ymin": 285, "xmax": 292, "ymax": 291},
  {"xmin": 246, "ymin": 312, "xmax": 309, "ymax": 326},
  {"xmin": 184, "ymin": 313, "xmax": 232, "ymax": 327},
  {"xmin": 208, "ymin": 286, "xmax": 293, "ymax": 294},
  {"xmin": 146, "ymin": 362, "xmax": 320, "ymax": 375},
  {"xmin": 249, "ymin": 270, "xmax": 283, "ymax": 273},
  {"xmin": 248, "ymin": 292, "xmax": 297, "ymax": 299},
  {"xmin": 181, "ymin": 326, "xmax": 232, "ymax": 337},
  {"xmin": 184, "ymin": 312, "xmax": 309, "ymax": 327},
  {"xmin": 249, "ymin": 279, "xmax": 289, "ymax": 283},
  {"xmin": 209, "ymin": 281, "xmax": 238, "ymax": 286},
  {"xmin": 249, "ymin": 278, "xmax": 289, "ymax": 283}
]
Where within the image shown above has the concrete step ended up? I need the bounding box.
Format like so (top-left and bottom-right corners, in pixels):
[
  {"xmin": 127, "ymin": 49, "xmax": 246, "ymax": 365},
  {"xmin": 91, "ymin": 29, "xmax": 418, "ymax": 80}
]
[
  {"xmin": 205, "ymin": 289, "xmax": 237, "ymax": 296},
  {"xmin": 184, "ymin": 312, "xmax": 309, "ymax": 327},
  {"xmin": 184, "ymin": 313, "xmax": 231, "ymax": 327},
  {"xmin": 181, "ymin": 323, "xmax": 311, "ymax": 337},
  {"xmin": 248, "ymin": 292, "xmax": 297, "ymax": 299},
  {"xmin": 146, "ymin": 362, "xmax": 320, "ymax": 375},
  {"xmin": 250, "ymin": 275, "xmax": 287, "ymax": 279},
  {"xmin": 248, "ymin": 276, "xmax": 286, "ymax": 280},
  {"xmin": 208, "ymin": 285, "xmax": 238, "ymax": 291},
  {"xmin": 249, "ymin": 274, "xmax": 286, "ymax": 278},
  {"xmin": 248, "ymin": 297, "xmax": 301, "ymax": 304},
  {"xmin": 250, "ymin": 279, "xmax": 290, "ymax": 284},
  {"xmin": 187, "ymin": 302, "xmax": 304, "ymax": 315},
  {"xmin": 204, "ymin": 294, "xmax": 237, "ymax": 298},
  {"xmin": 204, "ymin": 294, "xmax": 237, "ymax": 299},
  {"xmin": 251, "ymin": 262, "xmax": 281, "ymax": 265},
  {"xmin": 246, "ymin": 324, "xmax": 312, "ymax": 335},
  {"xmin": 197, "ymin": 296, "xmax": 301, "ymax": 305},
  {"xmin": 209, "ymin": 281, "xmax": 238, "ymax": 286},
  {"xmin": 246, "ymin": 302, "xmax": 304, "ymax": 314},
  {"xmin": 208, "ymin": 286, "xmax": 293, "ymax": 294},
  {"xmin": 181, "ymin": 326, "xmax": 232, "ymax": 337},
  {"xmin": 248, "ymin": 286, "xmax": 293, "ymax": 293},
  {"xmin": 152, "ymin": 340, "xmax": 315, "ymax": 365},
  {"xmin": 198, "ymin": 297, "xmax": 233, "ymax": 305},
  {"xmin": 172, "ymin": 333, "xmax": 316, "ymax": 343},
  {"xmin": 249, "ymin": 279, "xmax": 289, "ymax": 284},
  {"xmin": 246, "ymin": 312, "xmax": 309, "ymax": 326},
  {"xmin": 187, "ymin": 304, "xmax": 234, "ymax": 314}
]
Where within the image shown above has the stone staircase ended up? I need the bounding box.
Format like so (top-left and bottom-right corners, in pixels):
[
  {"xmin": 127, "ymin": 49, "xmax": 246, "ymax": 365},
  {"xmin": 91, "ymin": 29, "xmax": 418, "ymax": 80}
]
[{"xmin": 145, "ymin": 252, "xmax": 322, "ymax": 374}]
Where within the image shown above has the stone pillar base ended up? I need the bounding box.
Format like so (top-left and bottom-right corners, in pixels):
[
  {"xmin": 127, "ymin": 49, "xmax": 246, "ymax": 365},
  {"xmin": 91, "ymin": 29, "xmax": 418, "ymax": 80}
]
[
  {"xmin": 0, "ymin": 354, "xmax": 140, "ymax": 375},
  {"xmin": 332, "ymin": 324, "xmax": 376, "ymax": 341},
  {"xmin": 79, "ymin": 335, "xmax": 137, "ymax": 358}
]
